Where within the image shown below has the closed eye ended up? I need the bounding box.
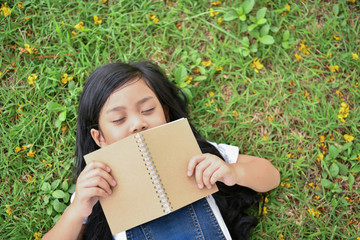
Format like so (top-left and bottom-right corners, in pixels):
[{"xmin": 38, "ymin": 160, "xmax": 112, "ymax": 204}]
[
  {"xmin": 142, "ymin": 108, "xmax": 155, "ymax": 114},
  {"xmin": 112, "ymin": 117, "xmax": 125, "ymax": 123}
]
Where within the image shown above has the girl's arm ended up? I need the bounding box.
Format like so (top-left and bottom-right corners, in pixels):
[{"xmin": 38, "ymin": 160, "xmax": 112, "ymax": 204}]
[
  {"xmin": 42, "ymin": 161, "xmax": 116, "ymax": 240},
  {"xmin": 42, "ymin": 204, "xmax": 85, "ymax": 240},
  {"xmin": 187, "ymin": 153, "xmax": 280, "ymax": 192}
]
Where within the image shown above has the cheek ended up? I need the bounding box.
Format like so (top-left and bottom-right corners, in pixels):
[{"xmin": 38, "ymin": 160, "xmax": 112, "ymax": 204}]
[{"xmin": 99, "ymin": 121, "xmax": 127, "ymax": 145}]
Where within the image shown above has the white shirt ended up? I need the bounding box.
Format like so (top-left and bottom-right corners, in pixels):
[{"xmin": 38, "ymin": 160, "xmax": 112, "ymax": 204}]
[{"xmin": 72, "ymin": 142, "xmax": 238, "ymax": 240}]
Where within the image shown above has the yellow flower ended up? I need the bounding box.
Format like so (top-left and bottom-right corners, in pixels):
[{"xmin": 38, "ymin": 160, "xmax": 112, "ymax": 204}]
[
  {"xmin": 217, "ymin": 17, "xmax": 223, "ymax": 24},
  {"xmin": 209, "ymin": 91, "xmax": 214, "ymax": 97},
  {"xmin": 201, "ymin": 60, "xmax": 212, "ymax": 67},
  {"xmin": 356, "ymin": 155, "xmax": 360, "ymax": 161},
  {"xmin": 295, "ymin": 54, "xmax": 302, "ymax": 62},
  {"xmin": 24, "ymin": 44, "xmax": 34, "ymax": 54},
  {"xmin": 267, "ymin": 115, "xmax": 274, "ymax": 121},
  {"xmin": 279, "ymin": 234, "xmax": 285, "ymax": 240},
  {"xmin": 281, "ymin": 4, "xmax": 290, "ymax": 16},
  {"xmin": 18, "ymin": 2, "xmax": 24, "ymax": 9},
  {"xmin": 93, "ymin": 15, "xmax": 102, "ymax": 25},
  {"xmin": 61, "ymin": 73, "xmax": 73, "ymax": 84},
  {"xmin": 27, "ymin": 149, "xmax": 36, "ymax": 157},
  {"xmin": 262, "ymin": 206, "xmax": 268, "ymax": 214},
  {"xmin": 284, "ymin": 3, "xmax": 290, "ymax": 11},
  {"xmin": 304, "ymin": 90, "xmax": 309, "ymax": 98},
  {"xmin": 336, "ymin": 90, "xmax": 344, "ymax": 101},
  {"xmin": 75, "ymin": 21, "xmax": 84, "ymax": 30},
  {"xmin": 329, "ymin": 65, "xmax": 339, "ymax": 72},
  {"xmin": 344, "ymin": 134, "xmax": 354, "ymax": 143},
  {"xmin": 185, "ymin": 76, "xmax": 193, "ymax": 84},
  {"xmin": 6, "ymin": 205, "xmax": 12, "ymax": 215},
  {"xmin": 148, "ymin": 13, "xmax": 159, "ymax": 23},
  {"xmin": 14, "ymin": 146, "xmax": 22, "ymax": 153},
  {"xmin": 1, "ymin": 2, "xmax": 12, "ymax": 17},
  {"xmin": 42, "ymin": 159, "xmax": 53, "ymax": 167},
  {"xmin": 299, "ymin": 42, "xmax": 310, "ymax": 55},
  {"xmin": 216, "ymin": 66, "xmax": 223, "ymax": 71},
  {"xmin": 319, "ymin": 135, "xmax": 325, "ymax": 143},
  {"xmin": 211, "ymin": 1, "xmax": 222, "ymax": 6},
  {"xmin": 352, "ymin": 53, "xmax": 359, "ymax": 60},
  {"xmin": 192, "ymin": 67, "xmax": 200, "ymax": 74},
  {"xmin": 210, "ymin": 8, "xmax": 219, "ymax": 17},
  {"xmin": 101, "ymin": 0, "xmax": 107, "ymax": 3},
  {"xmin": 263, "ymin": 135, "xmax": 268, "ymax": 141},
  {"xmin": 27, "ymin": 174, "xmax": 33, "ymax": 182},
  {"xmin": 61, "ymin": 123, "xmax": 68, "ymax": 133},
  {"xmin": 28, "ymin": 74, "xmax": 38, "ymax": 87},
  {"xmin": 232, "ymin": 110, "xmax": 239, "ymax": 117},
  {"xmin": 333, "ymin": 34, "xmax": 340, "ymax": 40},
  {"xmin": 337, "ymin": 102, "xmax": 349, "ymax": 122},
  {"xmin": 250, "ymin": 58, "xmax": 264, "ymax": 73},
  {"xmin": 34, "ymin": 232, "xmax": 42, "ymax": 240},
  {"xmin": 205, "ymin": 99, "xmax": 214, "ymax": 106},
  {"xmin": 307, "ymin": 208, "xmax": 321, "ymax": 218},
  {"xmin": 71, "ymin": 30, "xmax": 79, "ymax": 36},
  {"xmin": 308, "ymin": 182, "xmax": 314, "ymax": 188},
  {"xmin": 327, "ymin": 52, "xmax": 333, "ymax": 58},
  {"xmin": 316, "ymin": 153, "xmax": 324, "ymax": 162},
  {"xmin": 327, "ymin": 76, "xmax": 335, "ymax": 82},
  {"xmin": 286, "ymin": 153, "xmax": 295, "ymax": 158}
]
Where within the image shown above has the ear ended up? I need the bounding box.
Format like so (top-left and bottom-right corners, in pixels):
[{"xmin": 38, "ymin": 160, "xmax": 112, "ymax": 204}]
[{"xmin": 90, "ymin": 128, "xmax": 106, "ymax": 148}]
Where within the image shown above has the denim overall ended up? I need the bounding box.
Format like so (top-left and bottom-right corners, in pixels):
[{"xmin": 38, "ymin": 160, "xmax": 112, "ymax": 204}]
[{"xmin": 126, "ymin": 197, "xmax": 227, "ymax": 240}]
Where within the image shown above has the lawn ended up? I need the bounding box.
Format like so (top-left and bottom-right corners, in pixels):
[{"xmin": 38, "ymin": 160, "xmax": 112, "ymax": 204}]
[{"xmin": 1, "ymin": 0, "xmax": 359, "ymax": 239}]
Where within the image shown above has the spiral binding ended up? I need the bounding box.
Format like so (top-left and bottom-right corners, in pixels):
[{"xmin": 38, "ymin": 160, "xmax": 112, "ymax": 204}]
[{"xmin": 135, "ymin": 133, "xmax": 173, "ymax": 213}]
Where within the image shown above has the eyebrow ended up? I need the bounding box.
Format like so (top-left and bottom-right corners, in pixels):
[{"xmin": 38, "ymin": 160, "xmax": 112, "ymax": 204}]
[{"xmin": 106, "ymin": 96, "xmax": 155, "ymax": 113}]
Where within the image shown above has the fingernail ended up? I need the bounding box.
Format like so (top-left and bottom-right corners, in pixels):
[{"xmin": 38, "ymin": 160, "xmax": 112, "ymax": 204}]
[
  {"xmin": 112, "ymin": 180, "xmax": 116, "ymax": 186},
  {"xmin": 198, "ymin": 184, "xmax": 203, "ymax": 189},
  {"xmin": 106, "ymin": 167, "xmax": 111, "ymax": 172},
  {"xmin": 187, "ymin": 171, "xmax": 192, "ymax": 176}
]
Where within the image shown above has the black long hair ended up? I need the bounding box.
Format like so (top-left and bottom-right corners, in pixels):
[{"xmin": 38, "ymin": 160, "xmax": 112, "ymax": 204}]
[{"xmin": 76, "ymin": 61, "xmax": 259, "ymax": 240}]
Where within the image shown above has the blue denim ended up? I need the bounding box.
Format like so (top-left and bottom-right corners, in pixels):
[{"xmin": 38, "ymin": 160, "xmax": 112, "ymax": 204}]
[{"xmin": 126, "ymin": 197, "xmax": 226, "ymax": 240}]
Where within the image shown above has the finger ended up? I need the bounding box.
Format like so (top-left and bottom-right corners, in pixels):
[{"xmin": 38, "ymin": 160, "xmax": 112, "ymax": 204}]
[
  {"xmin": 187, "ymin": 155, "xmax": 206, "ymax": 177},
  {"xmin": 84, "ymin": 175, "xmax": 114, "ymax": 195},
  {"xmin": 83, "ymin": 161, "xmax": 111, "ymax": 174},
  {"xmin": 78, "ymin": 168, "xmax": 116, "ymax": 187},
  {"xmin": 209, "ymin": 167, "xmax": 225, "ymax": 185},
  {"xmin": 79, "ymin": 165, "xmax": 116, "ymax": 187},
  {"xmin": 81, "ymin": 187, "xmax": 110, "ymax": 199},
  {"xmin": 202, "ymin": 164, "xmax": 221, "ymax": 189},
  {"xmin": 194, "ymin": 159, "xmax": 212, "ymax": 189}
]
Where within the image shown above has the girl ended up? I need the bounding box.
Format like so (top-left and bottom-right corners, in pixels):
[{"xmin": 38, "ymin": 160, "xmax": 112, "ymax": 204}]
[{"xmin": 43, "ymin": 61, "xmax": 280, "ymax": 240}]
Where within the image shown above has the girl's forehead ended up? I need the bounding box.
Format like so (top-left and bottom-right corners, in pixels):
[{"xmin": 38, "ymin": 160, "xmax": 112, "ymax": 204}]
[
  {"xmin": 112, "ymin": 78, "xmax": 152, "ymax": 94},
  {"xmin": 104, "ymin": 78, "xmax": 158, "ymax": 106}
]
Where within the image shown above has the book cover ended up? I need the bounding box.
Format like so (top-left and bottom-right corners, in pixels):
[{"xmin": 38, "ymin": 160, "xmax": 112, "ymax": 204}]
[{"xmin": 84, "ymin": 118, "xmax": 218, "ymax": 234}]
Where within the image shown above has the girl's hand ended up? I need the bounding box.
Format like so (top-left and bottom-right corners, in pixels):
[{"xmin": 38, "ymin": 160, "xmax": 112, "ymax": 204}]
[
  {"xmin": 71, "ymin": 161, "xmax": 117, "ymax": 218},
  {"xmin": 187, "ymin": 154, "xmax": 237, "ymax": 189}
]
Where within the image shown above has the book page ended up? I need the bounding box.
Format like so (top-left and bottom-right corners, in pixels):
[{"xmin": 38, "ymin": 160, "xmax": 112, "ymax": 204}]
[
  {"xmin": 84, "ymin": 136, "xmax": 164, "ymax": 234},
  {"xmin": 143, "ymin": 118, "xmax": 218, "ymax": 211}
]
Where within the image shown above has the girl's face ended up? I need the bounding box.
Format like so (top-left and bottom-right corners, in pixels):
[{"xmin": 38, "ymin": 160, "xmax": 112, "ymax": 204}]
[{"xmin": 90, "ymin": 78, "xmax": 168, "ymax": 147}]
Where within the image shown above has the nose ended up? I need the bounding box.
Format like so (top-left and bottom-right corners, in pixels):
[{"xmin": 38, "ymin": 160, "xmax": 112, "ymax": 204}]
[{"xmin": 130, "ymin": 116, "xmax": 148, "ymax": 133}]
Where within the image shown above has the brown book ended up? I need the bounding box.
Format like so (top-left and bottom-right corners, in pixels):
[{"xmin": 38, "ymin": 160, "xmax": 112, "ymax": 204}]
[{"xmin": 84, "ymin": 118, "xmax": 218, "ymax": 234}]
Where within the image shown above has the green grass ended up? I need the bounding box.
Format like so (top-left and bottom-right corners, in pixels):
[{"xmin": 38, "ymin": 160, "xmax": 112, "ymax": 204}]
[{"xmin": 1, "ymin": 0, "xmax": 359, "ymax": 239}]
